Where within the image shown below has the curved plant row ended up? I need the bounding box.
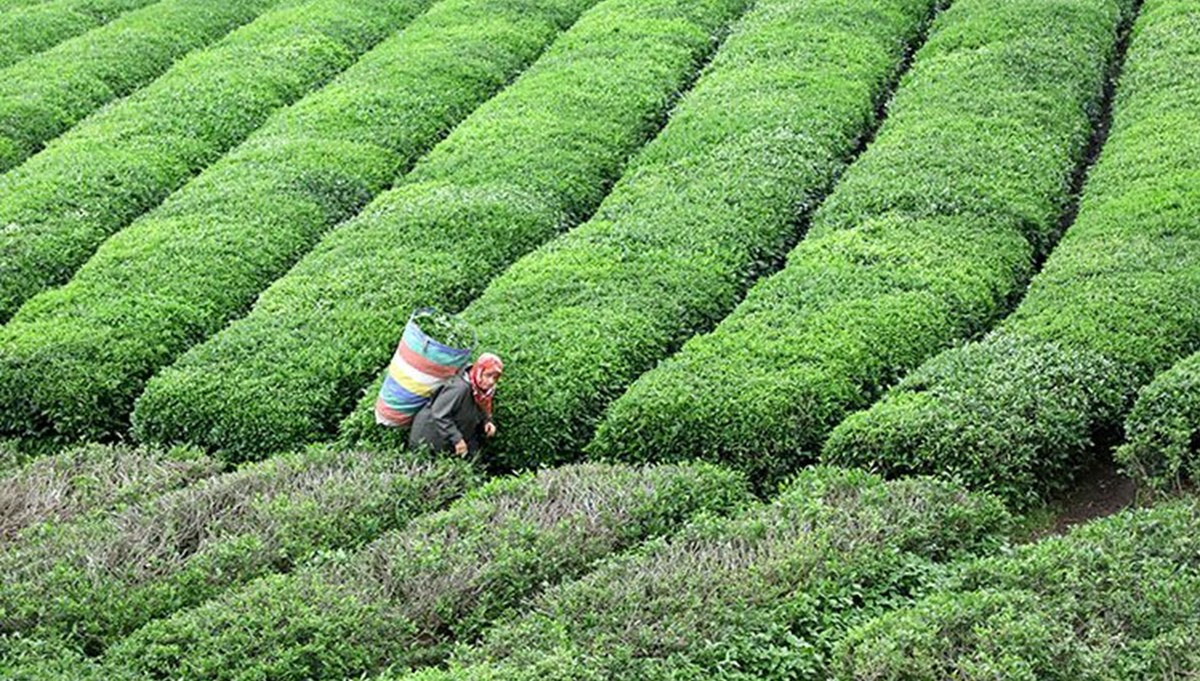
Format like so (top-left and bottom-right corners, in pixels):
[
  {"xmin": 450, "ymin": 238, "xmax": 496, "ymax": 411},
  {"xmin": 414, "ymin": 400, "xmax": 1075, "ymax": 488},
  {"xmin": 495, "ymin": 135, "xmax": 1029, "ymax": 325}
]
[
  {"xmin": 1115, "ymin": 351, "xmax": 1200, "ymax": 496},
  {"xmin": 824, "ymin": 0, "xmax": 1200, "ymax": 510},
  {"xmin": 1, "ymin": 0, "xmax": 613, "ymax": 445},
  {"xmin": 0, "ymin": 443, "xmax": 222, "ymax": 545},
  {"xmin": 399, "ymin": 467, "xmax": 1009, "ymax": 681},
  {"xmin": 833, "ymin": 497, "xmax": 1200, "ymax": 680},
  {"xmin": 0, "ymin": 0, "xmax": 279, "ymax": 175},
  {"xmin": 342, "ymin": 0, "xmax": 947, "ymax": 469},
  {"xmin": 0, "ymin": 0, "xmax": 159, "ymax": 70},
  {"xmin": 590, "ymin": 0, "xmax": 1135, "ymax": 488},
  {"xmin": 100, "ymin": 462, "xmax": 750, "ymax": 681},
  {"xmin": 0, "ymin": 0, "xmax": 433, "ymax": 327},
  {"xmin": 135, "ymin": 0, "xmax": 750, "ymax": 460},
  {"xmin": 0, "ymin": 0, "xmax": 50, "ymax": 11},
  {"xmin": 0, "ymin": 447, "xmax": 476, "ymax": 656}
]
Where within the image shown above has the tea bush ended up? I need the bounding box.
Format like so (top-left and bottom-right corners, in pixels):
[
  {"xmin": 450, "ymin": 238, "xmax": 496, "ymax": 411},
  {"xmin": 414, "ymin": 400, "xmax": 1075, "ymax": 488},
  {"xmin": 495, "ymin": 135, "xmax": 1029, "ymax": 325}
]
[
  {"xmin": 825, "ymin": 0, "xmax": 1200, "ymax": 509},
  {"xmin": 352, "ymin": 0, "xmax": 947, "ymax": 470},
  {"xmin": 0, "ymin": 443, "xmax": 222, "ymax": 545},
  {"xmin": 1116, "ymin": 351, "xmax": 1200, "ymax": 496},
  {"xmin": 591, "ymin": 0, "xmax": 1133, "ymax": 489},
  {"xmin": 0, "ymin": 0, "xmax": 159, "ymax": 70},
  {"xmin": 0, "ymin": 0, "xmax": 278, "ymax": 174},
  {"xmin": 103, "ymin": 462, "xmax": 750, "ymax": 680},
  {"xmin": 400, "ymin": 467, "xmax": 1009, "ymax": 681},
  {"xmin": 0, "ymin": 446, "xmax": 476, "ymax": 654},
  {"xmin": 833, "ymin": 498, "xmax": 1200, "ymax": 680},
  {"xmin": 4, "ymin": 0, "xmax": 611, "ymax": 446},
  {"xmin": 0, "ymin": 0, "xmax": 438, "ymax": 323},
  {"xmin": 136, "ymin": 0, "xmax": 749, "ymax": 459}
]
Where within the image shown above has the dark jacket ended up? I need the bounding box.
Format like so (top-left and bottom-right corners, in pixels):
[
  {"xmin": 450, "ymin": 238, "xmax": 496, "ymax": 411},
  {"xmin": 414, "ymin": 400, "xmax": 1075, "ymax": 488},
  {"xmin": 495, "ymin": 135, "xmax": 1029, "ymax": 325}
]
[{"xmin": 408, "ymin": 371, "xmax": 490, "ymax": 454}]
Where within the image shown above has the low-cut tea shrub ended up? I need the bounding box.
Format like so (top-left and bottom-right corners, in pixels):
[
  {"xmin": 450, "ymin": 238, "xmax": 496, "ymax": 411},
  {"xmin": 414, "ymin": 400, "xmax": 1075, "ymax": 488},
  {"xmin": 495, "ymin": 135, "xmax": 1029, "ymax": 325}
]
[
  {"xmin": 825, "ymin": 0, "xmax": 1200, "ymax": 509},
  {"xmin": 104, "ymin": 462, "xmax": 750, "ymax": 680}
]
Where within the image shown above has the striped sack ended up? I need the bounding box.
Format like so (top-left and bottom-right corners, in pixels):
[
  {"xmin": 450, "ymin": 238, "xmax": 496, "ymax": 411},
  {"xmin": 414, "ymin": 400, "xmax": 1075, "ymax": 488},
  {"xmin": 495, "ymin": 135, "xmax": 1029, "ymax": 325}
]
[{"xmin": 375, "ymin": 315, "xmax": 472, "ymax": 427}]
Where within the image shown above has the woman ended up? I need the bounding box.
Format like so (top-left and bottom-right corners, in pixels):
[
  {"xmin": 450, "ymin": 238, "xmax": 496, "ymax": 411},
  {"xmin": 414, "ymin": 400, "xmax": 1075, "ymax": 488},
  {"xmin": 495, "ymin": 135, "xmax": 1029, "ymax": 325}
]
[{"xmin": 409, "ymin": 353, "xmax": 504, "ymax": 456}]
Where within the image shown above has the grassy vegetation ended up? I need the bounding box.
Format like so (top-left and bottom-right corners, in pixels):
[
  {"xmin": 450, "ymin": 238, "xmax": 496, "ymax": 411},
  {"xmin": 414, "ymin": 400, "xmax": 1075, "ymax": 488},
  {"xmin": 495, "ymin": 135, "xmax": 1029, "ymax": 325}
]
[
  {"xmin": 832, "ymin": 497, "xmax": 1200, "ymax": 680},
  {"xmin": 0, "ymin": 0, "xmax": 279, "ymax": 174},
  {"xmin": 590, "ymin": 0, "xmax": 1134, "ymax": 489},
  {"xmin": 0, "ymin": 0, "xmax": 159, "ymax": 69},
  {"xmin": 0, "ymin": 0, "xmax": 432, "ymax": 326},
  {"xmin": 0, "ymin": 444, "xmax": 222, "ymax": 545},
  {"xmin": 824, "ymin": 0, "xmax": 1200, "ymax": 510},
  {"xmin": 0, "ymin": 447, "xmax": 476, "ymax": 655},
  {"xmin": 136, "ymin": 0, "xmax": 747, "ymax": 460},
  {"xmin": 103, "ymin": 462, "xmax": 750, "ymax": 680},
  {"xmin": 371, "ymin": 0, "xmax": 943, "ymax": 471},
  {"xmin": 399, "ymin": 467, "xmax": 1009, "ymax": 680},
  {"xmin": 1, "ymin": 0, "xmax": 608, "ymax": 446}
]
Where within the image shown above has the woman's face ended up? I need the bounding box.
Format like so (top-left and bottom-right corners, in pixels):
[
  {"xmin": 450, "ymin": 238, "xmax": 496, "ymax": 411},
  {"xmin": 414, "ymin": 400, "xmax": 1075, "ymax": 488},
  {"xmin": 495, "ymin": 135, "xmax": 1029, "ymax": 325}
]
[{"xmin": 478, "ymin": 367, "xmax": 502, "ymax": 391}]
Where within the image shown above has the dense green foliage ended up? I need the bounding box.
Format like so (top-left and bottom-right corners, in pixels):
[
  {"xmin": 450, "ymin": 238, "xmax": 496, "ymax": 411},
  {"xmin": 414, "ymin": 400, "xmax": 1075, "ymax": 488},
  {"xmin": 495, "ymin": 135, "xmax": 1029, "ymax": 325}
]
[
  {"xmin": 1116, "ymin": 352, "xmax": 1200, "ymax": 496},
  {"xmin": 0, "ymin": 0, "xmax": 158, "ymax": 69},
  {"xmin": 135, "ymin": 0, "xmax": 747, "ymax": 460},
  {"xmin": 400, "ymin": 467, "xmax": 1009, "ymax": 681},
  {"xmin": 0, "ymin": 443, "xmax": 222, "ymax": 544},
  {"xmin": 0, "ymin": 0, "xmax": 278, "ymax": 175},
  {"xmin": 591, "ymin": 0, "xmax": 1133, "ymax": 488},
  {"xmin": 358, "ymin": 0, "xmax": 944, "ymax": 470},
  {"xmin": 0, "ymin": 447, "xmax": 476, "ymax": 654},
  {"xmin": 824, "ymin": 0, "xmax": 1200, "ymax": 509},
  {"xmin": 833, "ymin": 498, "xmax": 1200, "ymax": 680},
  {"xmin": 2, "ymin": 0, "xmax": 606, "ymax": 447},
  {"xmin": 0, "ymin": 0, "xmax": 431, "ymax": 331},
  {"xmin": 103, "ymin": 462, "xmax": 750, "ymax": 680},
  {"xmin": 0, "ymin": 0, "xmax": 50, "ymax": 11}
]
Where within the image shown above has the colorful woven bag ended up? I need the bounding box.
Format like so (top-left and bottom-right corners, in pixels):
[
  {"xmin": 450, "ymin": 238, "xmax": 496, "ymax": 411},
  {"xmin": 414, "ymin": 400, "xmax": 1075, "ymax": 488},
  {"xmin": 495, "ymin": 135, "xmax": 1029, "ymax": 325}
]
[{"xmin": 375, "ymin": 309, "xmax": 474, "ymax": 428}]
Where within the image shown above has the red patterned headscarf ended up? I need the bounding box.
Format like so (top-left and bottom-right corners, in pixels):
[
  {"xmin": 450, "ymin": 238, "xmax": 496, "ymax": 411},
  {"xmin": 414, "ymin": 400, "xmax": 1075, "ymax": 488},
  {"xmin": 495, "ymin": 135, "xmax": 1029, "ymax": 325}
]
[{"xmin": 467, "ymin": 352, "xmax": 504, "ymax": 416}]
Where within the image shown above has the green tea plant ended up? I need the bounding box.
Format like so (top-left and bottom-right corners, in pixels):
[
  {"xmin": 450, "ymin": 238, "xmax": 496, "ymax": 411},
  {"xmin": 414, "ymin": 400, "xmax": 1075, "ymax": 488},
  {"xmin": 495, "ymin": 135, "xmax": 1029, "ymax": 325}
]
[
  {"xmin": 0, "ymin": 0, "xmax": 431, "ymax": 323},
  {"xmin": 1116, "ymin": 352, "xmax": 1200, "ymax": 497},
  {"xmin": 0, "ymin": 443, "xmax": 222, "ymax": 545},
  {"xmin": 372, "ymin": 0, "xmax": 945, "ymax": 470},
  {"xmin": 412, "ymin": 310, "xmax": 476, "ymax": 352},
  {"xmin": 0, "ymin": 0, "xmax": 279, "ymax": 174},
  {"xmin": 3, "ymin": 0, "xmax": 609, "ymax": 447},
  {"xmin": 135, "ymin": 0, "xmax": 748, "ymax": 459},
  {"xmin": 0, "ymin": 0, "xmax": 56, "ymax": 11},
  {"xmin": 399, "ymin": 467, "xmax": 1009, "ymax": 681},
  {"xmin": 0, "ymin": 0, "xmax": 159, "ymax": 70},
  {"xmin": 103, "ymin": 462, "xmax": 750, "ymax": 680},
  {"xmin": 591, "ymin": 0, "xmax": 1134, "ymax": 489},
  {"xmin": 832, "ymin": 498, "xmax": 1200, "ymax": 680},
  {"xmin": 0, "ymin": 446, "xmax": 476, "ymax": 655},
  {"xmin": 824, "ymin": 0, "xmax": 1200, "ymax": 509}
]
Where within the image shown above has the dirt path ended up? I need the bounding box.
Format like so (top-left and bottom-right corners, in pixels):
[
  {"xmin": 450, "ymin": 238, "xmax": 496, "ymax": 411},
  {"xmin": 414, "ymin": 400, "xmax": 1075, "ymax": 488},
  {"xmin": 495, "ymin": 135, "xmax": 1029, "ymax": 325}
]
[{"xmin": 1027, "ymin": 460, "xmax": 1137, "ymax": 541}]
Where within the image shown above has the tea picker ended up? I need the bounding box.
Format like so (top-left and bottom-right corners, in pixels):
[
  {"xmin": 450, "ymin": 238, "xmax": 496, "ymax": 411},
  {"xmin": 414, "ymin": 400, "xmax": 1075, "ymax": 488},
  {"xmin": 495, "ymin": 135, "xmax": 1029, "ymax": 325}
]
[{"xmin": 374, "ymin": 309, "xmax": 504, "ymax": 456}]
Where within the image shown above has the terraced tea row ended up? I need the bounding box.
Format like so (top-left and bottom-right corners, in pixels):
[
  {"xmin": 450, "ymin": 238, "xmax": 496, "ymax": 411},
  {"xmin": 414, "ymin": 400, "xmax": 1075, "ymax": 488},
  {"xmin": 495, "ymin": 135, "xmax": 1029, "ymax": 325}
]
[
  {"xmin": 591, "ymin": 0, "xmax": 1135, "ymax": 488},
  {"xmin": 0, "ymin": 0, "xmax": 159, "ymax": 69},
  {"xmin": 133, "ymin": 0, "xmax": 751, "ymax": 458},
  {"xmin": 0, "ymin": 0, "xmax": 278, "ymax": 174},
  {"xmin": 345, "ymin": 0, "xmax": 949, "ymax": 469},
  {"xmin": 835, "ymin": 497, "xmax": 1200, "ymax": 679},
  {"xmin": 0, "ymin": 446, "xmax": 474, "ymax": 657},
  {"xmin": 1117, "ymin": 350, "xmax": 1200, "ymax": 495},
  {"xmin": 825, "ymin": 0, "xmax": 1200, "ymax": 509},
  {"xmin": 0, "ymin": 0, "xmax": 431, "ymax": 323},
  {"xmin": 1, "ymin": 0, "xmax": 614, "ymax": 442},
  {"xmin": 101, "ymin": 463, "xmax": 749, "ymax": 680},
  {"xmin": 0, "ymin": 443, "xmax": 221, "ymax": 545},
  {"xmin": 402, "ymin": 467, "xmax": 1009, "ymax": 680}
]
